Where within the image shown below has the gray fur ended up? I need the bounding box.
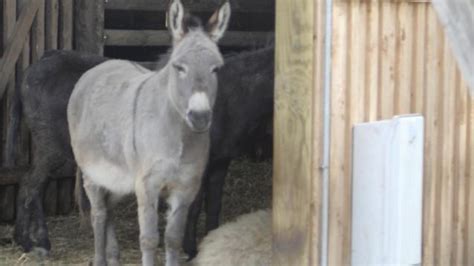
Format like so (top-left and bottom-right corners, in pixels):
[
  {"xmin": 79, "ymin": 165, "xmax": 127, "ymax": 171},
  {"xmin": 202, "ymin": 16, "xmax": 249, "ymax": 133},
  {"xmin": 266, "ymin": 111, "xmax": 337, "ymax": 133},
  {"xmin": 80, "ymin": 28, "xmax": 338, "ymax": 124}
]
[{"xmin": 67, "ymin": 1, "xmax": 230, "ymax": 265}]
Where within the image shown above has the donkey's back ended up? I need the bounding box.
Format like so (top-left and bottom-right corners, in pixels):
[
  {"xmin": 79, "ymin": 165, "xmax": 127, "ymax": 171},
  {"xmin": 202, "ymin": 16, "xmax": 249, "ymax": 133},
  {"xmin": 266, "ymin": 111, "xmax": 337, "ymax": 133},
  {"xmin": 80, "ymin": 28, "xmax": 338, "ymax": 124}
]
[{"xmin": 22, "ymin": 50, "xmax": 106, "ymax": 138}]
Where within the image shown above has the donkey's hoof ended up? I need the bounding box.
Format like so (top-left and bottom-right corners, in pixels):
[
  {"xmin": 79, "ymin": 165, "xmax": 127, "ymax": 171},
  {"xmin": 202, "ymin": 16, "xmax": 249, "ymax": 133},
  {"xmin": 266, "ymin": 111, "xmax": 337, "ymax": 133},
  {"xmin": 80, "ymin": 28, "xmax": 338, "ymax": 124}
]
[
  {"xmin": 31, "ymin": 247, "xmax": 50, "ymax": 258},
  {"xmin": 91, "ymin": 257, "xmax": 107, "ymax": 266},
  {"xmin": 13, "ymin": 236, "xmax": 33, "ymax": 253}
]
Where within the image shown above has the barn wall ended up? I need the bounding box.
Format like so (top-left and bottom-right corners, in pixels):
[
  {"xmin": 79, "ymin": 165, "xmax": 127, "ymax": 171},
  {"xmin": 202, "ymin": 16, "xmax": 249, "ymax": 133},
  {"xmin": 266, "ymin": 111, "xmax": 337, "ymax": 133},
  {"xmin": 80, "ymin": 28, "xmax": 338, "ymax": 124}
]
[
  {"xmin": 0, "ymin": 0, "xmax": 75, "ymax": 221},
  {"xmin": 327, "ymin": 1, "xmax": 473, "ymax": 265}
]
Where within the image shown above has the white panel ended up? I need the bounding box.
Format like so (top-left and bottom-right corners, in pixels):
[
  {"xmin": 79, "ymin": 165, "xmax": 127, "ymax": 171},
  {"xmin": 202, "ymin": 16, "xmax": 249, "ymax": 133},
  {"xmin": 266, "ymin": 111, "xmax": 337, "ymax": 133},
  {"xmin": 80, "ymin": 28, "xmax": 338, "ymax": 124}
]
[{"xmin": 351, "ymin": 114, "xmax": 424, "ymax": 266}]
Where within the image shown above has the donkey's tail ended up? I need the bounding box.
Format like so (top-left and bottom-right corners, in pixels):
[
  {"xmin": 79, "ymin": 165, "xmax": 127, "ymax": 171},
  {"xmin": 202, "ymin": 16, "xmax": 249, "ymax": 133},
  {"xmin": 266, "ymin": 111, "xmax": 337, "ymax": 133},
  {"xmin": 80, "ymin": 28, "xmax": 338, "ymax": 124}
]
[{"xmin": 74, "ymin": 167, "xmax": 91, "ymax": 227}]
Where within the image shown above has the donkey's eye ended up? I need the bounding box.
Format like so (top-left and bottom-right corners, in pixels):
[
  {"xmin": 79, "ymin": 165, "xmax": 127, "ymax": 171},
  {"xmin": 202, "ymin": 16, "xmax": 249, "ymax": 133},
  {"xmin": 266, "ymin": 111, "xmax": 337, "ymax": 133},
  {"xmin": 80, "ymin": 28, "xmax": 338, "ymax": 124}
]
[
  {"xmin": 173, "ymin": 64, "xmax": 187, "ymax": 76},
  {"xmin": 211, "ymin": 66, "xmax": 221, "ymax": 74}
]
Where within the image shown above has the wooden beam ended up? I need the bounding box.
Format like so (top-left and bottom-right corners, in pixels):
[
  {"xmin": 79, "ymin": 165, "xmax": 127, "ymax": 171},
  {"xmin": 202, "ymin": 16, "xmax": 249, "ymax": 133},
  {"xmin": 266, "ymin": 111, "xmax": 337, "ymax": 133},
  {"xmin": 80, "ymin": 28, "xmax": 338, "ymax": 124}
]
[
  {"xmin": 75, "ymin": 0, "xmax": 105, "ymax": 54},
  {"xmin": 0, "ymin": 0, "xmax": 41, "ymax": 100},
  {"xmin": 45, "ymin": 0, "xmax": 59, "ymax": 50},
  {"xmin": 3, "ymin": 0, "xmax": 17, "ymax": 167},
  {"xmin": 59, "ymin": 0, "xmax": 74, "ymax": 49},
  {"xmin": 104, "ymin": 0, "xmax": 275, "ymax": 13},
  {"xmin": 31, "ymin": 0, "xmax": 45, "ymax": 62},
  {"xmin": 273, "ymin": 0, "xmax": 316, "ymax": 265},
  {"xmin": 104, "ymin": 29, "xmax": 274, "ymax": 47}
]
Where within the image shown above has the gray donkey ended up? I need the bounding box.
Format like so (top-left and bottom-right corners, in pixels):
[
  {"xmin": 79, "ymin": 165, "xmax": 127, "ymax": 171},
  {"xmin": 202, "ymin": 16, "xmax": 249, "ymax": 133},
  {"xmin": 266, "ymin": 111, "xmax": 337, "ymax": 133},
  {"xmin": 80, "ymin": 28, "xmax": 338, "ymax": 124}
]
[{"xmin": 67, "ymin": 0, "xmax": 230, "ymax": 265}]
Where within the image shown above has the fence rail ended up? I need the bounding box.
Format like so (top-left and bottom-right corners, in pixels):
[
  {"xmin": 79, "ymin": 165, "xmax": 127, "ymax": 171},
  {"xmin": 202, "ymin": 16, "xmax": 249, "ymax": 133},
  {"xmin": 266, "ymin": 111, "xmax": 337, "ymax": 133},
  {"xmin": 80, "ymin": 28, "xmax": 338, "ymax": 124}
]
[
  {"xmin": 104, "ymin": 30, "xmax": 273, "ymax": 47},
  {"xmin": 104, "ymin": 0, "xmax": 275, "ymax": 13}
]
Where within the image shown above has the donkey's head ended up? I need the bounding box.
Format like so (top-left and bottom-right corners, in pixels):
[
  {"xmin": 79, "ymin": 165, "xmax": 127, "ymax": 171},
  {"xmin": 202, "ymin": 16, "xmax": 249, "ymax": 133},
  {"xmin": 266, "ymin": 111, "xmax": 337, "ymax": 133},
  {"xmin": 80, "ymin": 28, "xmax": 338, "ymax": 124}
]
[{"xmin": 166, "ymin": 0, "xmax": 230, "ymax": 133}]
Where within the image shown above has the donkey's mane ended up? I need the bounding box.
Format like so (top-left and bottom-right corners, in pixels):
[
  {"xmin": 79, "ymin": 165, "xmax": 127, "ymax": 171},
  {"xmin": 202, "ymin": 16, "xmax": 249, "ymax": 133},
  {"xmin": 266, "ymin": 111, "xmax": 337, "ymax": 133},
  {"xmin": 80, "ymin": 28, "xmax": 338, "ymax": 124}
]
[{"xmin": 183, "ymin": 13, "xmax": 202, "ymax": 32}]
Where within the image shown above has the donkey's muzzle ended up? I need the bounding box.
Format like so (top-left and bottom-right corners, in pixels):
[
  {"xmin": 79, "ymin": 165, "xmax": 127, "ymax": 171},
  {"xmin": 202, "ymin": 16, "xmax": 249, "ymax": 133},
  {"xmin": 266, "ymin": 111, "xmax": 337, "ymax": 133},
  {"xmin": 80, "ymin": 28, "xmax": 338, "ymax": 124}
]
[{"xmin": 187, "ymin": 110, "xmax": 212, "ymax": 132}]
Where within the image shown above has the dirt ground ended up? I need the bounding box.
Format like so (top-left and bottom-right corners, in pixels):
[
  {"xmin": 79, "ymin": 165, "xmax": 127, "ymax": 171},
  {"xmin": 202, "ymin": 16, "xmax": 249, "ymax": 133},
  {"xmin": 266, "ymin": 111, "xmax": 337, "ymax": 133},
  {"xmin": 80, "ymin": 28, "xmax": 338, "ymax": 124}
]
[{"xmin": 0, "ymin": 158, "xmax": 272, "ymax": 265}]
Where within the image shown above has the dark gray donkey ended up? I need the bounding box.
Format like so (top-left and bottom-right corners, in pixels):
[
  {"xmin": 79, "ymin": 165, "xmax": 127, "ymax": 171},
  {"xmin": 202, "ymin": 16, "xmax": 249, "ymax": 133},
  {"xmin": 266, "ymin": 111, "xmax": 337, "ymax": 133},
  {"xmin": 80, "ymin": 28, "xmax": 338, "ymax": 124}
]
[{"xmin": 67, "ymin": 1, "xmax": 230, "ymax": 265}]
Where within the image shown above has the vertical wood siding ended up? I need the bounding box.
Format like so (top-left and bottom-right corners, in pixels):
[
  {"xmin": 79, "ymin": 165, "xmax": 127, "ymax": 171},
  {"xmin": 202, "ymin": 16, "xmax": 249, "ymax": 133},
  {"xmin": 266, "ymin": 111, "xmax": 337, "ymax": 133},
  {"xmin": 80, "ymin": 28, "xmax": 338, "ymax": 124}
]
[
  {"xmin": 0, "ymin": 0, "xmax": 76, "ymax": 221},
  {"xmin": 327, "ymin": 1, "xmax": 474, "ymax": 265}
]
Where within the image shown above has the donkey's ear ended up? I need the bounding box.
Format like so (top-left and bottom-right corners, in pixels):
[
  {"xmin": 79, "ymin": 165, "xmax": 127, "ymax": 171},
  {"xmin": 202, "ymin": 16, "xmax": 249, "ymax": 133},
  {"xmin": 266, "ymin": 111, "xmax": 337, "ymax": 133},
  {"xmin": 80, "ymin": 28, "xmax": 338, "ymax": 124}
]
[
  {"xmin": 168, "ymin": 0, "xmax": 185, "ymax": 42},
  {"xmin": 206, "ymin": 2, "xmax": 231, "ymax": 42}
]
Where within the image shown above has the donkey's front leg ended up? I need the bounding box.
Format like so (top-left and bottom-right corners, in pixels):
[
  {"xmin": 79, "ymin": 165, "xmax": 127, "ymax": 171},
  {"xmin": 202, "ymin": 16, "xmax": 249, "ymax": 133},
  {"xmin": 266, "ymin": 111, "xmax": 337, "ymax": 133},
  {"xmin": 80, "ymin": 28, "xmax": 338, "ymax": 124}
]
[
  {"xmin": 83, "ymin": 177, "xmax": 108, "ymax": 266},
  {"xmin": 165, "ymin": 188, "xmax": 198, "ymax": 266},
  {"xmin": 135, "ymin": 178, "xmax": 160, "ymax": 266}
]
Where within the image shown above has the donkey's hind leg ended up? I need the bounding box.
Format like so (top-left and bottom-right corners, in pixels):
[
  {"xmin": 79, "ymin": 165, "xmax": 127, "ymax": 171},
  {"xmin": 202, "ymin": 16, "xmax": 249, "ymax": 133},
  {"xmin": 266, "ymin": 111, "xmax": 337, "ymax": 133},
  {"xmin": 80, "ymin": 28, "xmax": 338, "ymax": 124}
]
[
  {"xmin": 105, "ymin": 193, "xmax": 121, "ymax": 266},
  {"xmin": 14, "ymin": 166, "xmax": 50, "ymax": 254},
  {"xmin": 165, "ymin": 188, "xmax": 199, "ymax": 266},
  {"xmin": 83, "ymin": 176, "xmax": 108, "ymax": 266}
]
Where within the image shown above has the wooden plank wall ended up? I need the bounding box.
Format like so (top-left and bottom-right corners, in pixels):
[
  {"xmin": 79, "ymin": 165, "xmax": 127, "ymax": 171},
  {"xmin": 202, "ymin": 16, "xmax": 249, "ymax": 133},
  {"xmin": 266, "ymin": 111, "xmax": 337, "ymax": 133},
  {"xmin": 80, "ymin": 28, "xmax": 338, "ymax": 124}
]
[
  {"xmin": 0, "ymin": 0, "xmax": 75, "ymax": 221},
  {"xmin": 102, "ymin": 0, "xmax": 274, "ymax": 67},
  {"xmin": 327, "ymin": 1, "xmax": 474, "ymax": 265}
]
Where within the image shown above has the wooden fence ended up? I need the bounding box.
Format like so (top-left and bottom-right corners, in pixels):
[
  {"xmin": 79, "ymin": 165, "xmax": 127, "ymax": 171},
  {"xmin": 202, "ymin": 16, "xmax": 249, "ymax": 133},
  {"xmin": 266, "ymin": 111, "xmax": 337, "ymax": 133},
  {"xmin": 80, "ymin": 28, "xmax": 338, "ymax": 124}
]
[
  {"xmin": 274, "ymin": 0, "xmax": 473, "ymax": 265},
  {"xmin": 0, "ymin": 0, "xmax": 74, "ymax": 222},
  {"xmin": 75, "ymin": 0, "xmax": 275, "ymax": 66}
]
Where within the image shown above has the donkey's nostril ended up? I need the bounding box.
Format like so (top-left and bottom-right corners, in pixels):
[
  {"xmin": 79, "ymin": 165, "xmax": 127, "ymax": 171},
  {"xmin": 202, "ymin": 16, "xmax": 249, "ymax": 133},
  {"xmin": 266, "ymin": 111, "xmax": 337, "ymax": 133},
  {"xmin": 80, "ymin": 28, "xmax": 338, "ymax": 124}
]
[
  {"xmin": 187, "ymin": 110, "xmax": 212, "ymax": 131},
  {"xmin": 188, "ymin": 110, "xmax": 211, "ymax": 122}
]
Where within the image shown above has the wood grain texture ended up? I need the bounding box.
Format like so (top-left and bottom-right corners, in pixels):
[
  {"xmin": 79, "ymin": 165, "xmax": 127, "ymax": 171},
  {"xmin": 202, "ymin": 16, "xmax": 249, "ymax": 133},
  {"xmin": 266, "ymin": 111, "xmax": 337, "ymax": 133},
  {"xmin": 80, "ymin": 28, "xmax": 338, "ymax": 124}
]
[
  {"xmin": 423, "ymin": 8, "xmax": 443, "ymax": 265},
  {"xmin": 379, "ymin": 2, "xmax": 396, "ymax": 119},
  {"xmin": 59, "ymin": 0, "xmax": 73, "ymax": 49},
  {"xmin": 31, "ymin": 0, "xmax": 45, "ymax": 62},
  {"xmin": 273, "ymin": 0, "xmax": 315, "ymax": 265},
  {"xmin": 45, "ymin": 0, "xmax": 58, "ymax": 50},
  {"xmin": 367, "ymin": 1, "xmax": 380, "ymax": 121},
  {"xmin": 439, "ymin": 35, "xmax": 456, "ymax": 265},
  {"xmin": 468, "ymin": 92, "xmax": 473, "ymax": 266},
  {"xmin": 0, "ymin": 0, "xmax": 16, "ymax": 214},
  {"xmin": 311, "ymin": 1, "xmax": 326, "ymax": 264},
  {"xmin": 2, "ymin": 0, "xmax": 16, "ymax": 167},
  {"xmin": 0, "ymin": 0, "xmax": 41, "ymax": 100},
  {"xmin": 16, "ymin": 1, "xmax": 32, "ymax": 169},
  {"xmin": 325, "ymin": 2, "xmax": 473, "ymax": 264},
  {"xmin": 453, "ymin": 70, "xmax": 467, "ymax": 266},
  {"xmin": 328, "ymin": 2, "xmax": 349, "ymax": 265},
  {"xmin": 75, "ymin": 0, "xmax": 104, "ymax": 54},
  {"xmin": 396, "ymin": 2, "xmax": 413, "ymax": 115}
]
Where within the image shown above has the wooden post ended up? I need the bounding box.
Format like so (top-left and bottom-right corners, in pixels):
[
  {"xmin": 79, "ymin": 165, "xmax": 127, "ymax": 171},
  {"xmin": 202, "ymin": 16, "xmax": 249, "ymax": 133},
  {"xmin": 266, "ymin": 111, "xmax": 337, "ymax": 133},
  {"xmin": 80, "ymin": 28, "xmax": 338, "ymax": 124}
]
[
  {"xmin": 75, "ymin": 0, "xmax": 104, "ymax": 54},
  {"xmin": 273, "ymin": 0, "xmax": 324, "ymax": 265},
  {"xmin": 1, "ymin": 0, "xmax": 17, "ymax": 223},
  {"xmin": 59, "ymin": 0, "xmax": 74, "ymax": 49},
  {"xmin": 31, "ymin": 0, "xmax": 45, "ymax": 62},
  {"xmin": 45, "ymin": 0, "xmax": 59, "ymax": 50},
  {"xmin": 16, "ymin": 0, "xmax": 32, "ymax": 168},
  {"xmin": 2, "ymin": 0, "xmax": 16, "ymax": 167}
]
